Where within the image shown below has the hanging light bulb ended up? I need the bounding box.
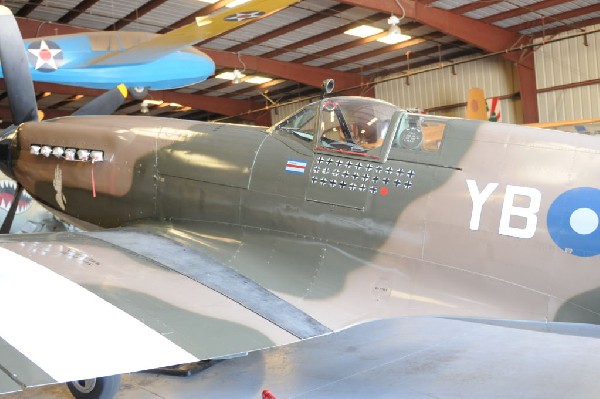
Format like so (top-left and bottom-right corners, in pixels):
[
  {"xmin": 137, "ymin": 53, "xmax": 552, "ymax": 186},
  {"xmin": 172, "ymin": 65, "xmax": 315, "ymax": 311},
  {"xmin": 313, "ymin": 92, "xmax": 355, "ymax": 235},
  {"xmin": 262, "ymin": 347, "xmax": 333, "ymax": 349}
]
[
  {"xmin": 387, "ymin": 14, "xmax": 401, "ymax": 37},
  {"xmin": 378, "ymin": 11, "xmax": 411, "ymax": 45},
  {"xmin": 232, "ymin": 69, "xmax": 244, "ymax": 84}
]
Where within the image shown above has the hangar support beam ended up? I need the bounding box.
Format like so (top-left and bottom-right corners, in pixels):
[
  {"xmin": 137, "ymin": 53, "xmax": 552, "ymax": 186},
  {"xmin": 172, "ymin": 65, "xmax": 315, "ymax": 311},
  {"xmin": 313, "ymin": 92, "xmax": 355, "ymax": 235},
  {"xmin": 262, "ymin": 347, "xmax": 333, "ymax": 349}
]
[
  {"xmin": 147, "ymin": 90, "xmax": 269, "ymax": 125},
  {"xmin": 201, "ymin": 49, "xmax": 371, "ymax": 97},
  {"xmin": 336, "ymin": 0, "xmax": 540, "ymax": 123}
]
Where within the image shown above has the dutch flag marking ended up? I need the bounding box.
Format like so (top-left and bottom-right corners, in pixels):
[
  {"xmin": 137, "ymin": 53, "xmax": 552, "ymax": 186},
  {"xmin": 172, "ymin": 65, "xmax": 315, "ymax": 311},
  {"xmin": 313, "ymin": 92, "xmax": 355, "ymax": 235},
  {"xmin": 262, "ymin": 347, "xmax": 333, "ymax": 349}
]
[{"xmin": 285, "ymin": 159, "xmax": 307, "ymax": 175}]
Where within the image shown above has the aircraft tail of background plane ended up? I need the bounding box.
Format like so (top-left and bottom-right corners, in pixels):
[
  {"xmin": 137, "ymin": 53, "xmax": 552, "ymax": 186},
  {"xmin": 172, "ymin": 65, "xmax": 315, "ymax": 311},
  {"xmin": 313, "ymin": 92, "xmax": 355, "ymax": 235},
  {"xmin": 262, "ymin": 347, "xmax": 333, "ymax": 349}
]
[{"xmin": 466, "ymin": 88, "xmax": 487, "ymax": 121}]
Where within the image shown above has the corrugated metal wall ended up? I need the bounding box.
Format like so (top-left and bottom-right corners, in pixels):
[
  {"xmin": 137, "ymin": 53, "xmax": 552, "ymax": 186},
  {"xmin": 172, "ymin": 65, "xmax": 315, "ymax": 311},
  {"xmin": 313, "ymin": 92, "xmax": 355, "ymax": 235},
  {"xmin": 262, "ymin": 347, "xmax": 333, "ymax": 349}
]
[
  {"xmin": 374, "ymin": 56, "xmax": 520, "ymax": 123},
  {"xmin": 535, "ymin": 24, "xmax": 600, "ymax": 123},
  {"xmin": 270, "ymin": 99, "xmax": 311, "ymax": 125},
  {"xmin": 270, "ymin": 56, "xmax": 519, "ymax": 124}
]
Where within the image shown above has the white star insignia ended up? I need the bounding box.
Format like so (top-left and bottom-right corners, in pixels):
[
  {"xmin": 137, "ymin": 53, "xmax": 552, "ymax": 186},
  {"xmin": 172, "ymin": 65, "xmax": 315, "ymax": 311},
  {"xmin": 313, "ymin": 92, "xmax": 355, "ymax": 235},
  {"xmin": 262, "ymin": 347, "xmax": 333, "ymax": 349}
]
[{"xmin": 28, "ymin": 40, "xmax": 62, "ymax": 71}]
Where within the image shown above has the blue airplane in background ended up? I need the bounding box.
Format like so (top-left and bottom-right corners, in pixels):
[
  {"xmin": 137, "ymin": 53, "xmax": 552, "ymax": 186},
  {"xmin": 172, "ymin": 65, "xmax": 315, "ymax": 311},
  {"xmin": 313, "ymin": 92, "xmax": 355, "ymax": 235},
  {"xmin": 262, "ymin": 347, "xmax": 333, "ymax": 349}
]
[
  {"xmin": 13, "ymin": 32, "xmax": 216, "ymax": 98},
  {"xmin": 0, "ymin": 0, "xmax": 300, "ymax": 98}
]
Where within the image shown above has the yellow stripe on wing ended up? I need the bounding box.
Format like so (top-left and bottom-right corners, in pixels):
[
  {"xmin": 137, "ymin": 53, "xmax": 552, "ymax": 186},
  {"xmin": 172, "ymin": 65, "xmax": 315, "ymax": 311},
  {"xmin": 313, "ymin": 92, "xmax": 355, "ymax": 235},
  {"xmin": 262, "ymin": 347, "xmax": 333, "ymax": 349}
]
[
  {"xmin": 87, "ymin": 0, "xmax": 301, "ymax": 67},
  {"xmin": 526, "ymin": 118, "xmax": 600, "ymax": 129}
]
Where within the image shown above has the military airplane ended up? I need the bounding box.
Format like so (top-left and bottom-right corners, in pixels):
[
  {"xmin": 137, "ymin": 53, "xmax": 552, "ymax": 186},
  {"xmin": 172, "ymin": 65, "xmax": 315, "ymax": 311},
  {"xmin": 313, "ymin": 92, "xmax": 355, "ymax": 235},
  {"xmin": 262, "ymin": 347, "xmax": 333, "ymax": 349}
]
[
  {"xmin": 2, "ymin": 4, "xmax": 600, "ymax": 399},
  {"xmin": 0, "ymin": 0, "xmax": 299, "ymax": 98}
]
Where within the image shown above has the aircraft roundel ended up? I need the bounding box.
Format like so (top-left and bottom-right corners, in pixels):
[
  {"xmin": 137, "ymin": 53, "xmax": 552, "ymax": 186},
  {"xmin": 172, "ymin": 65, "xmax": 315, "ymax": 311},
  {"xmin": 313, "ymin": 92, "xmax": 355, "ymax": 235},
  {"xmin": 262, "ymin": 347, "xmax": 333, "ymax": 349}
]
[
  {"xmin": 27, "ymin": 40, "xmax": 63, "ymax": 73},
  {"xmin": 224, "ymin": 11, "xmax": 265, "ymax": 21},
  {"xmin": 547, "ymin": 187, "xmax": 600, "ymax": 257}
]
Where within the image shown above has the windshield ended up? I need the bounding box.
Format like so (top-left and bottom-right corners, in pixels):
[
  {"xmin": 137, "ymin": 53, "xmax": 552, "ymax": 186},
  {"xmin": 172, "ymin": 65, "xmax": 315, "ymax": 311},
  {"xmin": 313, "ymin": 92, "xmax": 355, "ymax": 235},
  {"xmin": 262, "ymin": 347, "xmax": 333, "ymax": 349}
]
[
  {"xmin": 316, "ymin": 97, "xmax": 399, "ymax": 155},
  {"xmin": 271, "ymin": 103, "xmax": 318, "ymax": 142},
  {"xmin": 272, "ymin": 97, "xmax": 400, "ymax": 158}
]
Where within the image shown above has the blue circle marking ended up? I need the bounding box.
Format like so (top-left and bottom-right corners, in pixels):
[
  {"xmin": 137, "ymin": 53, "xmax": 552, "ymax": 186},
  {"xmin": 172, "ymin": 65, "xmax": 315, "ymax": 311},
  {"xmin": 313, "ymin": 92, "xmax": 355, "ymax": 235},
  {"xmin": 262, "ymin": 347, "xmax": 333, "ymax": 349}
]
[{"xmin": 547, "ymin": 187, "xmax": 600, "ymax": 257}]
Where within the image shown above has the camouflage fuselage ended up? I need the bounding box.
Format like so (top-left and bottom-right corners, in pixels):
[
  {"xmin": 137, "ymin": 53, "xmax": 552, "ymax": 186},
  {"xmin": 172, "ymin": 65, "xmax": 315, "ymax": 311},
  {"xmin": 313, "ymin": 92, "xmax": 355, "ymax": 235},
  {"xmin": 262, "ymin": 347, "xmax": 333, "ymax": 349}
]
[{"xmin": 8, "ymin": 111, "xmax": 600, "ymax": 330}]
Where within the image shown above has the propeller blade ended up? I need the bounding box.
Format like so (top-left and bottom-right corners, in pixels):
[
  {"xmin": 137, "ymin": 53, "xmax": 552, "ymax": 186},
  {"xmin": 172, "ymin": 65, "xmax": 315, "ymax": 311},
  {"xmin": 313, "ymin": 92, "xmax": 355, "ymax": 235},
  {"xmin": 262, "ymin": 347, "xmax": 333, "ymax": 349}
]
[
  {"xmin": 0, "ymin": 6, "xmax": 38, "ymax": 126},
  {"xmin": 72, "ymin": 84, "xmax": 128, "ymax": 116},
  {"xmin": 0, "ymin": 182, "xmax": 23, "ymax": 234}
]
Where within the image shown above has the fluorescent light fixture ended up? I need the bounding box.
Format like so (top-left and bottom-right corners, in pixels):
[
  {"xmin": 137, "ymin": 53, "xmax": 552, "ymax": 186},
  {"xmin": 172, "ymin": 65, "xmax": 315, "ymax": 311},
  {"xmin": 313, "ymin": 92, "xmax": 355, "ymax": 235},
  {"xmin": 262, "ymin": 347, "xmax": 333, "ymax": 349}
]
[
  {"xmin": 215, "ymin": 71, "xmax": 246, "ymax": 80},
  {"xmin": 245, "ymin": 76, "xmax": 272, "ymax": 84},
  {"xmin": 226, "ymin": 0, "xmax": 251, "ymax": 8},
  {"xmin": 377, "ymin": 33, "xmax": 411, "ymax": 44},
  {"xmin": 142, "ymin": 99, "xmax": 164, "ymax": 106},
  {"xmin": 215, "ymin": 71, "xmax": 235, "ymax": 80},
  {"xmin": 215, "ymin": 70, "xmax": 267, "ymax": 84},
  {"xmin": 344, "ymin": 25, "xmax": 383, "ymax": 38}
]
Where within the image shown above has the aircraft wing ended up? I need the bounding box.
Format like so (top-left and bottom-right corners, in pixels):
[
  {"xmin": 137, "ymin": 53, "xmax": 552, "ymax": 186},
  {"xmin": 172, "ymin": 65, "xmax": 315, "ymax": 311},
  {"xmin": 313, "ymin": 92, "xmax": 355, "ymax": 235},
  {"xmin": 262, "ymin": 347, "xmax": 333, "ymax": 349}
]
[
  {"xmin": 182, "ymin": 317, "xmax": 600, "ymax": 397},
  {"xmin": 526, "ymin": 117, "xmax": 600, "ymax": 131},
  {"xmin": 85, "ymin": 0, "xmax": 300, "ymax": 67},
  {"xmin": 0, "ymin": 227, "xmax": 330, "ymax": 395}
]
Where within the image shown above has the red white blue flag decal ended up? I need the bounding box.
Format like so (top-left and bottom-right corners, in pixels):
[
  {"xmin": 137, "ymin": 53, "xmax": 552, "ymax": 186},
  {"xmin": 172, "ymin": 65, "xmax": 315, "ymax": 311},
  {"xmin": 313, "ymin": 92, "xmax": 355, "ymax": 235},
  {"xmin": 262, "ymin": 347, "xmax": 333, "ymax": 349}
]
[{"xmin": 285, "ymin": 159, "xmax": 307, "ymax": 175}]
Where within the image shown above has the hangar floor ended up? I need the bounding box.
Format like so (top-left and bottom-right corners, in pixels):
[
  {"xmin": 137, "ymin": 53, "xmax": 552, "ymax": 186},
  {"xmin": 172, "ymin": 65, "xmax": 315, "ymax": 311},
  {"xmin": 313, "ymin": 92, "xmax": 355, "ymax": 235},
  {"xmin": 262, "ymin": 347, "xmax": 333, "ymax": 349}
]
[{"xmin": 5, "ymin": 317, "xmax": 600, "ymax": 399}]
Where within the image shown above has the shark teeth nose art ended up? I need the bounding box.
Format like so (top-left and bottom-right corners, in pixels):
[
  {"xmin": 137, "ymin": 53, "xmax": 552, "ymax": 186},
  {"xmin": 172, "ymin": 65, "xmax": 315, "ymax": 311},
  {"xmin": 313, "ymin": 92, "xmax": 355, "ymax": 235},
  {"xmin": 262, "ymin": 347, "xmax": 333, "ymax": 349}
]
[{"xmin": 0, "ymin": 180, "xmax": 33, "ymax": 213}]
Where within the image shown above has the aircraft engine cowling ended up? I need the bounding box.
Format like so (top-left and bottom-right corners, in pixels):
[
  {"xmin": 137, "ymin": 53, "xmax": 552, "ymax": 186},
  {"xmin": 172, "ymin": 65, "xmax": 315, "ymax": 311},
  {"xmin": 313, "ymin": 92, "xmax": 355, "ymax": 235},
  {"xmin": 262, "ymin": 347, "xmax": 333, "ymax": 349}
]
[{"xmin": 9, "ymin": 117, "xmax": 159, "ymax": 228}]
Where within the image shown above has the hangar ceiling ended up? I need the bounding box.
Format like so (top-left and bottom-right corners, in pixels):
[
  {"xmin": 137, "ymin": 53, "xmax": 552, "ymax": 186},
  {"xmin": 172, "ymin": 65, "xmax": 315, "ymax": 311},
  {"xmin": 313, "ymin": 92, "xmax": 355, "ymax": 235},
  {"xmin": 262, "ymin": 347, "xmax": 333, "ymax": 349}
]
[{"xmin": 0, "ymin": 0, "xmax": 599, "ymax": 126}]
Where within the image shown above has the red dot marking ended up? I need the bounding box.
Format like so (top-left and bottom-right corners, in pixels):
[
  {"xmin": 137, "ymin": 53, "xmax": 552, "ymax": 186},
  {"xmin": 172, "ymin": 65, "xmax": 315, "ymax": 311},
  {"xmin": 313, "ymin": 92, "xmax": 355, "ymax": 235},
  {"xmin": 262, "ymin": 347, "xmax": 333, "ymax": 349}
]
[
  {"xmin": 262, "ymin": 390, "xmax": 277, "ymax": 399},
  {"xmin": 380, "ymin": 187, "xmax": 389, "ymax": 196},
  {"xmin": 40, "ymin": 48, "xmax": 52, "ymax": 61},
  {"xmin": 471, "ymin": 100, "xmax": 479, "ymax": 112}
]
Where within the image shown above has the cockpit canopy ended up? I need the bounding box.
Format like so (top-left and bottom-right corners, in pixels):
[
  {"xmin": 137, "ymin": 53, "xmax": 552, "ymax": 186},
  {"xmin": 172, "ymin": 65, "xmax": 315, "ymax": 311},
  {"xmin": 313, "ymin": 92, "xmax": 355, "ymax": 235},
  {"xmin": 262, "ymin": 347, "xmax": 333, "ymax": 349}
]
[{"xmin": 272, "ymin": 96, "xmax": 449, "ymax": 162}]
